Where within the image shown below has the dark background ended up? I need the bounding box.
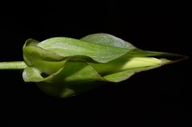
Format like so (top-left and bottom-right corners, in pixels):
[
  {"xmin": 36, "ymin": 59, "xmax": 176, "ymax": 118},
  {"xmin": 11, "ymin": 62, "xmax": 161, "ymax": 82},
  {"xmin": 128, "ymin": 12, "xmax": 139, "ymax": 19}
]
[{"xmin": 1, "ymin": 1, "xmax": 191, "ymax": 126}]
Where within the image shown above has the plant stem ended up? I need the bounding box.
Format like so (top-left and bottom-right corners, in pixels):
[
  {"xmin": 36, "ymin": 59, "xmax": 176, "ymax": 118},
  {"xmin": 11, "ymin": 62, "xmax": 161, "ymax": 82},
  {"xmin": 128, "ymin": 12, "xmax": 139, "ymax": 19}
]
[{"xmin": 0, "ymin": 61, "xmax": 27, "ymax": 70}]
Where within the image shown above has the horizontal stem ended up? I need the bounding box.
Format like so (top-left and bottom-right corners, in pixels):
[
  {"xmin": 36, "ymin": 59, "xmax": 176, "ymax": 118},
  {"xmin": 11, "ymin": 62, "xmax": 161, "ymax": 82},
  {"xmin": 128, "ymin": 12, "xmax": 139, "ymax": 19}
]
[{"xmin": 0, "ymin": 61, "xmax": 27, "ymax": 70}]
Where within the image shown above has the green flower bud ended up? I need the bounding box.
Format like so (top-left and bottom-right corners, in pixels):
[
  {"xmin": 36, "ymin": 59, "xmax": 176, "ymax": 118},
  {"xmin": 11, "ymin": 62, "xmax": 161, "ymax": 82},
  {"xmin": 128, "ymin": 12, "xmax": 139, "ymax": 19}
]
[{"xmin": 0, "ymin": 33, "xmax": 186, "ymax": 98}]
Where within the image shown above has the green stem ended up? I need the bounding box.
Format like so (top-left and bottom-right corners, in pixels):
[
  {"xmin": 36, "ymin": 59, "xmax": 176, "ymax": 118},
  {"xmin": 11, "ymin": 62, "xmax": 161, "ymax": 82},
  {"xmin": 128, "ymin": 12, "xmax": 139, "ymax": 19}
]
[{"xmin": 0, "ymin": 61, "xmax": 27, "ymax": 70}]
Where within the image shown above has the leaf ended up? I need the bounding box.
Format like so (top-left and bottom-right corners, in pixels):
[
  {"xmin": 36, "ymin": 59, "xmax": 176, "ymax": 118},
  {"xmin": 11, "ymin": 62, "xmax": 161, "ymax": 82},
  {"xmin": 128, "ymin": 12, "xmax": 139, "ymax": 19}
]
[
  {"xmin": 23, "ymin": 67, "xmax": 44, "ymax": 82},
  {"xmin": 23, "ymin": 39, "xmax": 65, "ymax": 65},
  {"xmin": 81, "ymin": 33, "xmax": 185, "ymax": 77},
  {"xmin": 80, "ymin": 33, "xmax": 135, "ymax": 49},
  {"xmin": 36, "ymin": 61, "xmax": 106, "ymax": 97},
  {"xmin": 103, "ymin": 58, "xmax": 170, "ymax": 82},
  {"xmin": 81, "ymin": 33, "xmax": 185, "ymax": 59},
  {"xmin": 37, "ymin": 36, "xmax": 130, "ymax": 63}
]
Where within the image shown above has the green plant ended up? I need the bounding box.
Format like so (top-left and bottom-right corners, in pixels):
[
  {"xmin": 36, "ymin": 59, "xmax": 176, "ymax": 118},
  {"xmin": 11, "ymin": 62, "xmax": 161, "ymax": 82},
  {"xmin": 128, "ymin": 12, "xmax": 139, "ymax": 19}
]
[{"xmin": 0, "ymin": 33, "xmax": 186, "ymax": 98}]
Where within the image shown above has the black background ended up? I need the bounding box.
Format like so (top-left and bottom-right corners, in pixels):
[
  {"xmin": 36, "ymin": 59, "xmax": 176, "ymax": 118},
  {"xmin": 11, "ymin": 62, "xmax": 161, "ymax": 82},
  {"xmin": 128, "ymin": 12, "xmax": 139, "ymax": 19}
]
[{"xmin": 1, "ymin": 1, "xmax": 191, "ymax": 126}]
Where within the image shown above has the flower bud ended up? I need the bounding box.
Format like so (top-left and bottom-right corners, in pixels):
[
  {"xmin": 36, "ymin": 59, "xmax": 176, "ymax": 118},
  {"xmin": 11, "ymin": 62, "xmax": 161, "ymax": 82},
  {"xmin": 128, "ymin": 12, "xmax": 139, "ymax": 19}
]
[{"xmin": 21, "ymin": 33, "xmax": 185, "ymax": 98}]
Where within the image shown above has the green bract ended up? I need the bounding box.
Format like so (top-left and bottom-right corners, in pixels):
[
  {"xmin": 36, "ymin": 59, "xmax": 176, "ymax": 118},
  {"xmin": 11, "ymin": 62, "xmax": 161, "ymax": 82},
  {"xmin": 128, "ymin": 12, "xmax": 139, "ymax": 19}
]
[{"xmin": 0, "ymin": 33, "xmax": 186, "ymax": 98}]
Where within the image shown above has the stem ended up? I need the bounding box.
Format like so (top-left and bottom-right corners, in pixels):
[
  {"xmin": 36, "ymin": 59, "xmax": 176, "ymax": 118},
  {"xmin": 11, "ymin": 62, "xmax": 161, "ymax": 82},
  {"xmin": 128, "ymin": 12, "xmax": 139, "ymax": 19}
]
[{"xmin": 0, "ymin": 61, "xmax": 27, "ymax": 70}]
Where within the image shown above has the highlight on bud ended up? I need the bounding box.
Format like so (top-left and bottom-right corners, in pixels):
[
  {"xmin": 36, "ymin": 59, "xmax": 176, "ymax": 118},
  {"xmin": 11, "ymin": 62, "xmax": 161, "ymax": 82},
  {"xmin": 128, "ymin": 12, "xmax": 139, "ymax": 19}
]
[{"xmin": 0, "ymin": 33, "xmax": 187, "ymax": 98}]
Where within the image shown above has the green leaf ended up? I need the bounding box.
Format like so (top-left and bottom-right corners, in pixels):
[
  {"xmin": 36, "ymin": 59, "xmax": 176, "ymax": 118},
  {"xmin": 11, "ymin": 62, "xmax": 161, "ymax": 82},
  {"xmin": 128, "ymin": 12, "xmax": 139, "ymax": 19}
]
[
  {"xmin": 103, "ymin": 58, "xmax": 170, "ymax": 82},
  {"xmin": 36, "ymin": 61, "xmax": 106, "ymax": 97},
  {"xmin": 23, "ymin": 39, "xmax": 65, "ymax": 65},
  {"xmin": 80, "ymin": 33, "xmax": 135, "ymax": 49},
  {"xmin": 37, "ymin": 36, "xmax": 130, "ymax": 63},
  {"xmin": 23, "ymin": 67, "xmax": 44, "ymax": 82}
]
